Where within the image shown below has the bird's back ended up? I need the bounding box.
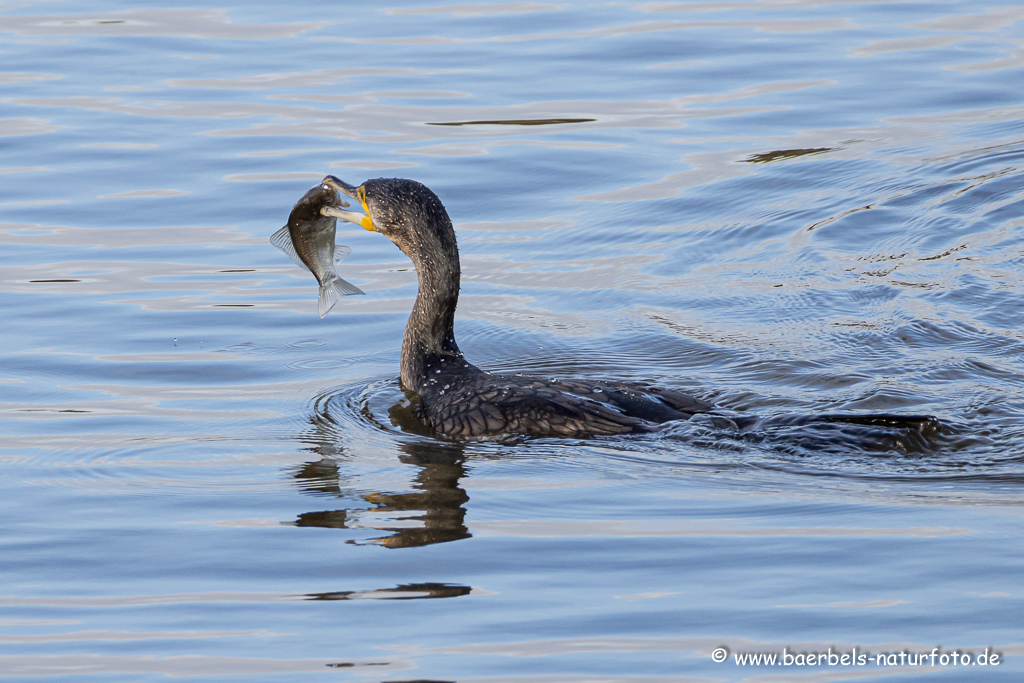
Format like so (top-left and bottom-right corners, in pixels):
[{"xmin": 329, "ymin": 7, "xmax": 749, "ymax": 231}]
[{"xmin": 421, "ymin": 372, "xmax": 711, "ymax": 438}]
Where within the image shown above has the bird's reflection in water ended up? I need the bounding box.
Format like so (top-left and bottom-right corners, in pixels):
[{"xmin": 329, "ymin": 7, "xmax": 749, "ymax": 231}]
[
  {"xmin": 288, "ymin": 393, "xmax": 471, "ymax": 549},
  {"xmin": 364, "ymin": 440, "xmax": 471, "ymax": 548}
]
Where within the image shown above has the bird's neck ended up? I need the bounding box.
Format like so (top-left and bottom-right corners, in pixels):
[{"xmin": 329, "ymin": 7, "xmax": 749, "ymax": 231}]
[{"xmin": 400, "ymin": 241, "xmax": 466, "ymax": 393}]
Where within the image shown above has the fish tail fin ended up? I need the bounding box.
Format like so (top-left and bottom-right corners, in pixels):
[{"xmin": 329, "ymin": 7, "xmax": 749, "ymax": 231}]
[{"xmin": 318, "ymin": 275, "xmax": 365, "ymax": 318}]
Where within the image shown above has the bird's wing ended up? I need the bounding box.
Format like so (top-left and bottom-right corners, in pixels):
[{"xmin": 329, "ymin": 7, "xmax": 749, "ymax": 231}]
[
  {"xmin": 546, "ymin": 379, "xmax": 712, "ymax": 422},
  {"xmin": 427, "ymin": 382, "xmax": 645, "ymax": 438}
]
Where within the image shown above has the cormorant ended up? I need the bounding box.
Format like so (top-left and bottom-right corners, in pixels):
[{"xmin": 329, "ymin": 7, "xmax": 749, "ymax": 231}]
[{"xmin": 320, "ymin": 176, "xmax": 937, "ymax": 441}]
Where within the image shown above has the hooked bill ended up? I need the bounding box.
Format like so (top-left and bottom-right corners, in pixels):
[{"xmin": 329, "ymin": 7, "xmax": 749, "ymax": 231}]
[{"xmin": 271, "ymin": 182, "xmax": 364, "ymax": 318}]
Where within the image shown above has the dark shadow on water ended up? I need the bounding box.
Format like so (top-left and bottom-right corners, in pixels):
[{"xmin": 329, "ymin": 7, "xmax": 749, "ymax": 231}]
[
  {"xmin": 741, "ymin": 147, "xmax": 833, "ymax": 163},
  {"xmin": 306, "ymin": 583, "xmax": 472, "ymax": 600},
  {"xmin": 426, "ymin": 117, "xmax": 595, "ymax": 126}
]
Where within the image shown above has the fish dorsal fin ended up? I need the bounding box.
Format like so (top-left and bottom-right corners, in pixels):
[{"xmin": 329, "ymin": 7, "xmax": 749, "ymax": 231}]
[
  {"xmin": 334, "ymin": 244, "xmax": 351, "ymax": 265},
  {"xmin": 270, "ymin": 225, "xmax": 309, "ymax": 271}
]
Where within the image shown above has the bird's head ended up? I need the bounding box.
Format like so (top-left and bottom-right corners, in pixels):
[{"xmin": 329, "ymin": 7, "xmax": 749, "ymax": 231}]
[{"xmin": 321, "ymin": 176, "xmax": 457, "ymax": 264}]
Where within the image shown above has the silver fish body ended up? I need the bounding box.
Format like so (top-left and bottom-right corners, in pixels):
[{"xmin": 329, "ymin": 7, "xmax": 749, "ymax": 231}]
[{"xmin": 271, "ymin": 182, "xmax": 364, "ymax": 317}]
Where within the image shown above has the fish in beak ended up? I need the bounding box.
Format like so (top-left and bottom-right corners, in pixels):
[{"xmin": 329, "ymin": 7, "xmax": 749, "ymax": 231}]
[
  {"xmin": 320, "ymin": 175, "xmax": 375, "ymax": 231},
  {"xmin": 270, "ymin": 181, "xmax": 364, "ymax": 318}
]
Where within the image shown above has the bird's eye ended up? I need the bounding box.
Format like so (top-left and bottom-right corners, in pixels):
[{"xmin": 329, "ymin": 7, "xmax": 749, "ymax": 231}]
[{"xmin": 321, "ymin": 184, "xmax": 330, "ymax": 191}]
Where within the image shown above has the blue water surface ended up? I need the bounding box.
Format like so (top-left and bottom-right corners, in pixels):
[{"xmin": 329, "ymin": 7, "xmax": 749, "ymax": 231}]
[{"xmin": 2, "ymin": 0, "xmax": 1024, "ymax": 681}]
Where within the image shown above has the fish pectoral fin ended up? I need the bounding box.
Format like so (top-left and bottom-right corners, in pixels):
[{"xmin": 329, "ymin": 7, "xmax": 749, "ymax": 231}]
[
  {"xmin": 270, "ymin": 225, "xmax": 310, "ymax": 271},
  {"xmin": 318, "ymin": 276, "xmax": 365, "ymax": 318},
  {"xmin": 334, "ymin": 245, "xmax": 352, "ymax": 265}
]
